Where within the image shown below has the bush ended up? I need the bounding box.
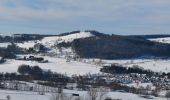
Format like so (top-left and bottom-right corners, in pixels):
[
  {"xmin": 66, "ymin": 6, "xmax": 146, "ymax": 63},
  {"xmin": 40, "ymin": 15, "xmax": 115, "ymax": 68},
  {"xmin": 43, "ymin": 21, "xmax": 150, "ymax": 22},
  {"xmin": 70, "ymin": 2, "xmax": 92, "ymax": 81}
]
[
  {"xmin": 18, "ymin": 64, "xmax": 30, "ymax": 75},
  {"xmin": 0, "ymin": 58, "xmax": 6, "ymax": 64},
  {"xmin": 18, "ymin": 64, "xmax": 43, "ymax": 76},
  {"xmin": 165, "ymin": 91, "xmax": 170, "ymax": 99}
]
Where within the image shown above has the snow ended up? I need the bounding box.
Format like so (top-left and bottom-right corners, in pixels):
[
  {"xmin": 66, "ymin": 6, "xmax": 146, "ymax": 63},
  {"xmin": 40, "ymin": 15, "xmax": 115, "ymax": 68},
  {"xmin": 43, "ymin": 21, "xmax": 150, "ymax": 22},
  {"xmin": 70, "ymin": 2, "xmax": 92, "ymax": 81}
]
[
  {"xmin": 159, "ymin": 91, "xmax": 167, "ymax": 97},
  {"xmin": 13, "ymin": 35, "xmax": 170, "ymax": 75},
  {"xmin": 149, "ymin": 37, "xmax": 170, "ymax": 44},
  {"xmin": 63, "ymin": 89, "xmax": 159, "ymax": 100},
  {"xmin": 101, "ymin": 59, "xmax": 170, "ymax": 73},
  {"xmin": 17, "ymin": 41, "xmax": 36, "ymax": 49},
  {"xmin": 0, "ymin": 90, "xmax": 51, "ymax": 100},
  {"xmin": 16, "ymin": 31, "xmax": 94, "ymax": 49},
  {"xmin": 85, "ymin": 58, "xmax": 170, "ymax": 73},
  {"xmin": 0, "ymin": 34, "xmax": 12, "ymax": 37},
  {"xmin": 0, "ymin": 42, "xmax": 11, "ymax": 48},
  {"xmin": 41, "ymin": 31, "xmax": 94, "ymax": 47},
  {"xmin": 126, "ymin": 82, "xmax": 155, "ymax": 90},
  {"xmin": 0, "ymin": 55, "xmax": 101, "ymax": 76},
  {"xmin": 124, "ymin": 59, "xmax": 170, "ymax": 73},
  {"xmin": 106, "ymin": 92, "xmax": 164, "ymax": 100},
  {"xmin": 0, "ymin": 89, "xmax": 166, "ymax": 100},
  {"xmin": 1, "ymin": 35, "xmax": 170, "ymax": 99},
  {"xmin": 3, "ymin": 56, "xmax": 168, "ymax": 76},
  {"xmin": 16, "ymin": 41, "xmax": 37, "ymax": 49}
]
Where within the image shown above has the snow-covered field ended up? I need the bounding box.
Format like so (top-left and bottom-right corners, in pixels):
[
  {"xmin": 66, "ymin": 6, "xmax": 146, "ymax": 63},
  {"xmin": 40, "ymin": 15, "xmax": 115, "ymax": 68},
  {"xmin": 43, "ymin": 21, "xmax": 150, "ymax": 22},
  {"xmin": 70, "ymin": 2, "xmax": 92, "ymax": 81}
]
[
  {"xmin": 0, "ymin": 89, "xmax": 166, "ymax": 100},
  {"xmin": 103, "ymin": 59, "xmax": 170, "ymax": 73},
  {"xmin": 0, "ymin": 56, "xmax": 101, "ymax": 76},
  {"xmin": 0, "ymin": 90, "xmax": 51, "ymax": 100},
  {"xmin": 101, "ymin": 59, "xmax": 170, "ymax": 73},
  {"xmin": 83, "ymin": 58, "xmax": 170, "ymax": 73},
  {"xmin": 0, "ymin": 42, "xmax": 11, "ymax": 48},
  {"xmin": 106, "ymin": 92, "xmax": 164, "ymax": 100},
  {"xmin": 2, "ymin": 55, "xmax": 170, "ymax": 76}
]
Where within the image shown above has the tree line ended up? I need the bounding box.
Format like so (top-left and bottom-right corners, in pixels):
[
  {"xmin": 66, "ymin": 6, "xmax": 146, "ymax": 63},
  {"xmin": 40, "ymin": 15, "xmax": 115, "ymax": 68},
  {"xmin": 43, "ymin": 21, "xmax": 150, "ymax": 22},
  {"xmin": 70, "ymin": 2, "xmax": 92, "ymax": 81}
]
[{"xmin": 100, "ymin": 64, "xmax": 155, "ymax": 75}]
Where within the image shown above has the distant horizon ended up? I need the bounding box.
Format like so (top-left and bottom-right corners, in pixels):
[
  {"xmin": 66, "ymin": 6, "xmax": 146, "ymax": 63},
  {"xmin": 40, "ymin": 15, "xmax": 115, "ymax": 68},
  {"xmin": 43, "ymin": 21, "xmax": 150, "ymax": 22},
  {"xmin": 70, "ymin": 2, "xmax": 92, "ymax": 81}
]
[{"xmin": 0, "ymin": 30, "xmax": 170, "ymax": 36}]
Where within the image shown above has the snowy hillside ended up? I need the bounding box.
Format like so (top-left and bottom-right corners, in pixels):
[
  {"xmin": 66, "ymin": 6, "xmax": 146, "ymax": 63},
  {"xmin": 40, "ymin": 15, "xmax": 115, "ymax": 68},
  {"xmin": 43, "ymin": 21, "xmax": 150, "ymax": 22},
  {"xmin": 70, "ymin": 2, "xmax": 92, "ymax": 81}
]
[
  {"xmin": 41, "ymin": 31, "xmax": 95, "ymax": 47},
  {"xmin": 16, "ymin": 41, "xmax": 37, "ymax": 49},
  {"xmin": 149, "ymin": 37, "xmax": 170, "ymax": 44},
  {"xmin": 16, "ymin": 31, "xmax": 95, "ymax": 49}
]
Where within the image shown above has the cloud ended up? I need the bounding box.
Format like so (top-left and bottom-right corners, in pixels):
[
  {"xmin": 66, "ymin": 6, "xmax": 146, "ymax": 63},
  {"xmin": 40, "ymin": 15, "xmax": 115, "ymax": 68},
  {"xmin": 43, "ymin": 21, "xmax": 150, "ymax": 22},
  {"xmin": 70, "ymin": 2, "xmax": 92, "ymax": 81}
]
[
  {"xmin": 0, "ymin": 0, "xmax": 170, "ymax": 34},
  {"xmin": 0, "ymin": 0, "xmax": 70, "ymax": 21}
]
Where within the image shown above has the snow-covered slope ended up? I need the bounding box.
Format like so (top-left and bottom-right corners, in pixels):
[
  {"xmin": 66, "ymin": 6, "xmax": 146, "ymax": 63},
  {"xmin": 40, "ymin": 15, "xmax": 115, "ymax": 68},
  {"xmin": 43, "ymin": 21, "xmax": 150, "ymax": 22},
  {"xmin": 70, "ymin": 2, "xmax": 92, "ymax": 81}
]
[
  {"xmin": 149, "ymin": 37, "xmax": 170, "ymax": 44},
  {"xmin": 15, "ymin": 31, "xmax": 96, "ymax": 59},
  {"xmin": 16, "ymin": 31, "xmax": 95, "ymax": 49},
  {"xmin": 41, "ymin": 31, "xmax": 95, "ymax": 47},
  {"xmin": 16, "ymin": 41, "xmax": 37, "ymax": 49}
]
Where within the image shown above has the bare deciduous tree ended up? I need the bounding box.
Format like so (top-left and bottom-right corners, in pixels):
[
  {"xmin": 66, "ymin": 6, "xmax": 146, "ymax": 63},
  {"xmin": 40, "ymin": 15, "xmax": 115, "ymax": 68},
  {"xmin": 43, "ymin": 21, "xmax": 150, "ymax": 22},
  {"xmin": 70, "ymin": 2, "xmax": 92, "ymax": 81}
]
[
  {"xmin": 146, "ymin": 85, "xmax": 151, "ymax": 95},
  {"xmin": 98, "ymin": 87, "xmax": 109, "ymax": 100},
  {"xmin": 88, "ymin": 88, "xmax": 98, "ymax": 100},
  {"xmin": 51, "ymin": 92, "xmax": 76, "ymax": 100},
  {"xmin": 88, "ymin": 87, "xmax": 109, "ymax": 100},
  {"xmin": 51, "ymin": 93, "xmax": 66, "ymax": 100},
  {"xmin": 166, "ymin": 91, "xmax": 170, "ymax": 100},
  {"xmin": 6, "ymin": 95, "xmax": 11, "ymax": 100},
  {"xmin": 151, "ymin": 86, "xmax": 160, "ymax": 97}
]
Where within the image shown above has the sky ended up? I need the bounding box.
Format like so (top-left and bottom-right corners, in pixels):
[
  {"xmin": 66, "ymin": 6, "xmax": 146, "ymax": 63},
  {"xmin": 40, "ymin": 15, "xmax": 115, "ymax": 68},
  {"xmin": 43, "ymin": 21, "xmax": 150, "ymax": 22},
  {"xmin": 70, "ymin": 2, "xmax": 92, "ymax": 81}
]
[{"xmin": 0, "ymin": 0, "xmax": 170, "ymax": 35}]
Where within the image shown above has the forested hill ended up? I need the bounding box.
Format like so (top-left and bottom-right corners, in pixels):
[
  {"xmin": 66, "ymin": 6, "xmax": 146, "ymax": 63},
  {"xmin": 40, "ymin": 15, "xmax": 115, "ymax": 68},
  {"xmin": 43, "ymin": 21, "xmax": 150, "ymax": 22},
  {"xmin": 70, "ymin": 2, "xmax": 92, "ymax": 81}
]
[
  {"xmin": 1, "ymin": 31, "xmax": 170, "ymax": 60},
  {"xmin": 72, "ymin": 35, "xmax": 170, "ymax": 59}
]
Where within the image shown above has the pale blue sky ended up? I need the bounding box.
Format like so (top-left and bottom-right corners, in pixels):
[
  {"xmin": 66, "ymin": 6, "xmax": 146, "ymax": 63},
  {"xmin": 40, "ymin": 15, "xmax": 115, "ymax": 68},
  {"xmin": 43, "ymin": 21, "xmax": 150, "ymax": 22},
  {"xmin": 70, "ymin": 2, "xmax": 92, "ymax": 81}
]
[{"xmin": 0, "ymin": 0, "xmax": 170, "ymax": 35}]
